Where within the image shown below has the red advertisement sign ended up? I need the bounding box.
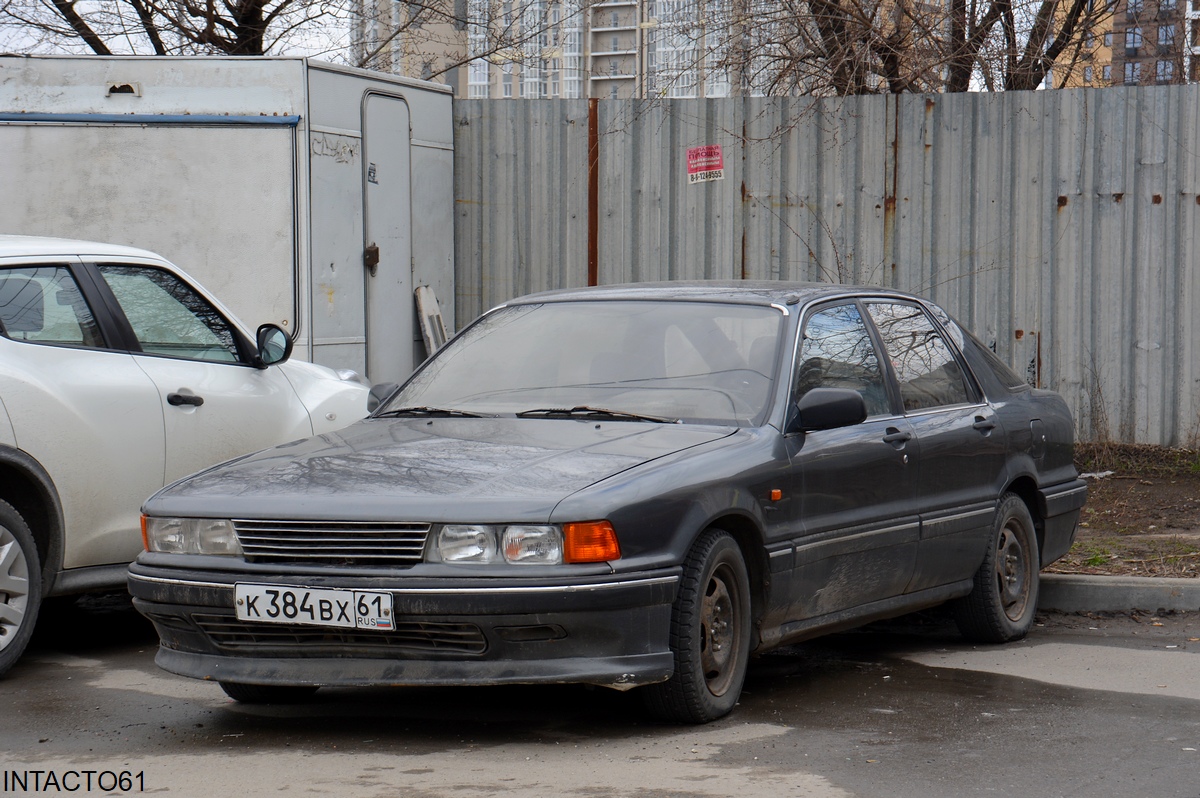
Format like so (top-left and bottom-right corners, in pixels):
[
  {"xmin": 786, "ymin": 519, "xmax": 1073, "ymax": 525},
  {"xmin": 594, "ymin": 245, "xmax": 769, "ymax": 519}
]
[{"xmin": 686, "ymin": 144, "xmax": 725, "ymax": 184}]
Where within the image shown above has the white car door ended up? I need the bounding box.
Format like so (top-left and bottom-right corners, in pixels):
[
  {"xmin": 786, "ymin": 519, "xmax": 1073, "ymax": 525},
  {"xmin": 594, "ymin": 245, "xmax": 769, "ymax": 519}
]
[
  {"xmin": 0, "ymin": 260, "xmax": 165, "ymax": 569},
  {"xmin": 93, "ymin": 263, "xmax": 315, "ymax": 484}
]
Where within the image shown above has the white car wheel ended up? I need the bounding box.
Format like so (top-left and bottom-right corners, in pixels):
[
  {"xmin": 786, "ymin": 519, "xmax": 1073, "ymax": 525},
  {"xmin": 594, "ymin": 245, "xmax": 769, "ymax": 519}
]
[{"xmin": 0, "ymin": 500, "xmax": 40, "ymax": 678}]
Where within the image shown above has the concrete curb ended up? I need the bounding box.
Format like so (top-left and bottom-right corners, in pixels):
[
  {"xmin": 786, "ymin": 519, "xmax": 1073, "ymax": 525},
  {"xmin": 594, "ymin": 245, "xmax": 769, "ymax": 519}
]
[{"xmin": 1039, "ymin": 573, "xmax": 1200, "ymax": 613}]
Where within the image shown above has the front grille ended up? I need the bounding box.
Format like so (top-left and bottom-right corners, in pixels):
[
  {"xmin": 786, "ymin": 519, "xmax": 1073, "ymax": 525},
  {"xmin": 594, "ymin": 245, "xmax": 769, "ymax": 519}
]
[
  {"xmin": 233, "ymin": 519, "xmax": 430, "ymax": 566},
  {"xmin": 192, "ymin": 613, "xmax": 488, "ymax": 656}
]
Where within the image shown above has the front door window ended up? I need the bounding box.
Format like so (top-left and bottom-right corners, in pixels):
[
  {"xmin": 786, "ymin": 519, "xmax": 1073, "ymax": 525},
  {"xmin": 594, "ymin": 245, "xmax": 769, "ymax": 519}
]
[
  {"xmin": 97, "ymin": 265, "xmax": 240, "ymax": 363},
  {"xmin": 795, "ymin": 303, "xmax": 890, "ymax": 417}
]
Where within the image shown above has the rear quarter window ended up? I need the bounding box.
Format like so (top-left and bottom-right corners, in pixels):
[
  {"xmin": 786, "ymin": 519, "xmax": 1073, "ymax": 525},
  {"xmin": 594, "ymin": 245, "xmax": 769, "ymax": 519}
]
[
  {"xmin": 0, "ymin": 266, "xmax": 104, "ymax": 348},
  {"xmin": 955, "ymin": 323, "xmax": 1031, "ymax": 394}
]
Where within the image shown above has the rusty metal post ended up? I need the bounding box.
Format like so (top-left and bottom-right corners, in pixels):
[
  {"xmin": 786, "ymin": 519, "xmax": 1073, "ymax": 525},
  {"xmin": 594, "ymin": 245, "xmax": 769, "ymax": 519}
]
[{"xmin": 587, "ymin": 98, "xmax": 599, "ymax": 287}]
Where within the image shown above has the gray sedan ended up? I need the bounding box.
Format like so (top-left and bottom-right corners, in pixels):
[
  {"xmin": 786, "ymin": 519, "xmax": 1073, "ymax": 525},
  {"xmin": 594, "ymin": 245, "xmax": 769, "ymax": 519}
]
[{"xmin": 129, "ymin": 282, "xmax": 1087, "ymax": 723}]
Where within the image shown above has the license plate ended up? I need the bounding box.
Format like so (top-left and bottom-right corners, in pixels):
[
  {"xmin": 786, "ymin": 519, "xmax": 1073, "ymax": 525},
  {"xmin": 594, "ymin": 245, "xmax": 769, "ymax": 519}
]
[{"xmin": 234, "ymin": 584, "xmax": 393, "ymax": 631}]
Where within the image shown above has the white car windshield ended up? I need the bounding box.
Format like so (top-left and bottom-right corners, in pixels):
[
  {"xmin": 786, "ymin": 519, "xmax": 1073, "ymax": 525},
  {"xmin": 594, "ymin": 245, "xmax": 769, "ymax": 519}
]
[{"xmin": 383, "ymin": 300, "xmax": 786, "ymax": 426}]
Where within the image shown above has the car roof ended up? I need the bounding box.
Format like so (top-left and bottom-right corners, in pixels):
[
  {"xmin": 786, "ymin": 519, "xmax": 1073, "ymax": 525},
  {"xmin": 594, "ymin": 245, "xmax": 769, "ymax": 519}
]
[
  {"xmin": 0, "ymin": 235, "xmax": 168, "ymax": 262},
  {"xmin": 508, "ymin": 280, "xmax": 925, "ymax": 308}
]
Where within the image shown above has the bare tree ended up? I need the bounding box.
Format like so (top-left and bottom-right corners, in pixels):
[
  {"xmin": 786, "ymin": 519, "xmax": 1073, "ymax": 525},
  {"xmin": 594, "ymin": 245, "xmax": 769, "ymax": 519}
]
[
  {"xmin": 0, "ymin": 0, "xmax": 1117, "ymax": 94},
  {"xmin": 709, "ymin": 0, "xmax": 1117, "ymax": 95},
  {"xmin": 0, "ymin": 0, "xmax": 352, "ymax": 56},
  {"xmin": 0, "ymin": 0, "xmax": 589, "ymax": 93}
]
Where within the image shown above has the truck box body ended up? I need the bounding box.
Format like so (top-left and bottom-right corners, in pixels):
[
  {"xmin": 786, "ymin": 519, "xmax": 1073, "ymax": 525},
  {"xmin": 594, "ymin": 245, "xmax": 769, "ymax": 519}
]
[{"xmin": 0, "ymin": 55, "xmax": 454, "ymax": 384}]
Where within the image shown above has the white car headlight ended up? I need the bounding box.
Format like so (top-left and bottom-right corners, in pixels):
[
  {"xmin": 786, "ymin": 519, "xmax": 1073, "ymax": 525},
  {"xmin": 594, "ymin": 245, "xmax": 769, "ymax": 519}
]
[
  {"xmin": 434, "ymin": 524, "xmax": 563, "ymax": 565},
  {"xmin": 143, "ymin": 516, "xmax": 242, "ymax": 556}
]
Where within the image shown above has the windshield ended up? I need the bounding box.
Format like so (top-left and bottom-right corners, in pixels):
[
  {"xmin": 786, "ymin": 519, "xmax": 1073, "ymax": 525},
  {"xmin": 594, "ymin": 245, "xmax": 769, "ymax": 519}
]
[{"xmin": 382, "ymin": 300, "xmax": 786, "ymax": 426}]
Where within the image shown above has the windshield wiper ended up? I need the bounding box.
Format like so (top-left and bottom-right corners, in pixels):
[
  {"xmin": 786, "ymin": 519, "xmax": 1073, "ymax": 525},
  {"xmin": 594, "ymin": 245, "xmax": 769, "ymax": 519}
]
[
  {"xmin": 515, "ymin": 405, "xmax": 677, "ymax": 423},
  {"xmin": 375, "ymin": 406, "xmax": 490, "ymax": 418}
]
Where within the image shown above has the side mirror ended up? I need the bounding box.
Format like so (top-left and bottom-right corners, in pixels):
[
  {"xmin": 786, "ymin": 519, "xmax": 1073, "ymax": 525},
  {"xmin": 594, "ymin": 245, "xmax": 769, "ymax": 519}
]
[
  {"xmin": 787, "ymin": 388, "xmax": 867, "ymax": 434},
  {"xmin": 367, "ymin": 382, "xmax": 399, "ymax": 413},
  {"xmin": 255, "ymin": 324, "xmax": 293, "ymax": 368}
]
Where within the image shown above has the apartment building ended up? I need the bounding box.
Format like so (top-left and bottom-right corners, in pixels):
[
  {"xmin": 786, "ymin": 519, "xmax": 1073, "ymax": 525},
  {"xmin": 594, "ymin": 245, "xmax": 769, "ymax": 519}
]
[
  {"xmin": 457, "ymin": 0, "xmax": 583, "ymax": 98},
  {"xmin": 1055, "ymin": 0, "xmax": 1198, "ymax": 86},
  {"xmin": 365, "ymin": 0, "xmax": 735, "ymax": 99},
  {"xmin": 587, "ymin": 0, "xmax": 733, "ymax": 99}
]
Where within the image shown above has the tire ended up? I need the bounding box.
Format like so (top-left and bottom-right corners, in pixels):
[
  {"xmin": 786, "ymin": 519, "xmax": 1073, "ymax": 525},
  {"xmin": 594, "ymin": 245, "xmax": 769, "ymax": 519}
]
[
  {"xmin": 0, "ymin": 499, "xmax": 41, "ymax": 679},
  {"xmin": 954, "ymin": 493, "xmax": 1040, "ymax": 644},
  {"xmin": 219, "ymin": 682, "xmax": 320, "ymax": 704},
  {"xmin": 643, "ymin": 529, "xmax": 751, "ymax": 724}
]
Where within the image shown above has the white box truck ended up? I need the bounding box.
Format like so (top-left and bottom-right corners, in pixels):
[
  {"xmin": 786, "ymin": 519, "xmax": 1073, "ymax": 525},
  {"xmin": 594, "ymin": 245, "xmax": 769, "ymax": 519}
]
[{"xmin": 0, "ymin": 55, "xmax": 454, "ymax": 384}]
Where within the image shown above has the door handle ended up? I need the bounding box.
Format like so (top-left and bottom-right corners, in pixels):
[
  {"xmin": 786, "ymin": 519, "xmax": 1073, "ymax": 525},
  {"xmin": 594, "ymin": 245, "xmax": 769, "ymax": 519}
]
[
  {"xmin": 882, "ymin": 428, "xmax": 912, "ymax": 444},
  {"xmin": 973, "ymin": 416, "xmax": 996, "ymax": 432},
  {"xmin": 167, "ymin": 392, "xmax": 204, "ymax": 407}
]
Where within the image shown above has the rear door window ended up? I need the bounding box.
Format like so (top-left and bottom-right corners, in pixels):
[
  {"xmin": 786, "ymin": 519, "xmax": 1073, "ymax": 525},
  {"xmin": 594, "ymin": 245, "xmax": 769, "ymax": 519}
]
[{"xmin": 865, "ymin": 302, "xmax": 976, "ymax": 412}]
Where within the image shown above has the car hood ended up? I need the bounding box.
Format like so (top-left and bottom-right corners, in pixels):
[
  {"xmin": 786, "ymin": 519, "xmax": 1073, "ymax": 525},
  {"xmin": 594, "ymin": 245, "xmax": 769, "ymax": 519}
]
[{"xmin": 147, "ymin": 418, "xmax": 735, "ymax": 522}]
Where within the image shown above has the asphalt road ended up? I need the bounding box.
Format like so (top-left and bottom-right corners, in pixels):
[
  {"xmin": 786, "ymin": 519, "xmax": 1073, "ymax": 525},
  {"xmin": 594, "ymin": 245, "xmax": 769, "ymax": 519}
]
[{"xmin": 1, "ymin": 595, "xmax": 1197, "ymax": 798}]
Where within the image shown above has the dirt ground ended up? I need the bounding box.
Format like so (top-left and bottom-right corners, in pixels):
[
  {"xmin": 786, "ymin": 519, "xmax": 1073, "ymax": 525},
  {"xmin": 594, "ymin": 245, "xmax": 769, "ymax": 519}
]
[{"xmin": 1046, "ymin": 443, "xmax": 1200, "ymax": 578}]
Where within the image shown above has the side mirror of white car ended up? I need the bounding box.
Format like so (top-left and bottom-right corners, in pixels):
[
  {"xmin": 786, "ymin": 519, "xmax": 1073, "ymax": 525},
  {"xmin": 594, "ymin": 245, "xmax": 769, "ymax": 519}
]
[{"xmin": 255, "ymin": 324, "xmax": 293, "ymax": 368}]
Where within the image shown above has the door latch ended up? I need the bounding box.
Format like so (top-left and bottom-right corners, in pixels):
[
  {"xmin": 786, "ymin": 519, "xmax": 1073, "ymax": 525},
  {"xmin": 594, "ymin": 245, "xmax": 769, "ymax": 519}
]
[
  {"xmin": 167, "ymin": 392, "xmax": 204, "ymax": 407},
  {"xmin": 364, "ymin": 244, "xmax": 380, "ymax": 276}
]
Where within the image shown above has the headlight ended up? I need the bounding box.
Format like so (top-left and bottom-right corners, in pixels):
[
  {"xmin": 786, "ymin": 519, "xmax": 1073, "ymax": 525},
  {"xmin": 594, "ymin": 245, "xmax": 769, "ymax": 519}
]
[
  {"xmin": 142, "ymin": 516, "xmax": 242, "ymax": 556},
  {"xmin": 437, "ymin": 524, "xmax": 500, "ymax": 563},
  {"xmin": 502, "ymin": 525, "xmax": 562, "ymax": 564},
  {"xmin": 434, "ymin": 524, "xmax": 564, "ymax": 565}
]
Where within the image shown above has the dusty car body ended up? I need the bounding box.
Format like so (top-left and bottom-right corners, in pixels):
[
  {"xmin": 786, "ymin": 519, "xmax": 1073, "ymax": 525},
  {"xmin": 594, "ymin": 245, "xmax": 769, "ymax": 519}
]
[{"xmin": 129, "ymin": 282, "xmax": 1086, "ymax": 722}]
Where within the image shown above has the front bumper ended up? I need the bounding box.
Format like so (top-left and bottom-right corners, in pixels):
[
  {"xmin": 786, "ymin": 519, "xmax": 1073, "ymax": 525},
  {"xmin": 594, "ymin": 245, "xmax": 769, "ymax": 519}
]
[{"xmin": 128, "ymin": 560, "xmax": 679, "ymax": 690}]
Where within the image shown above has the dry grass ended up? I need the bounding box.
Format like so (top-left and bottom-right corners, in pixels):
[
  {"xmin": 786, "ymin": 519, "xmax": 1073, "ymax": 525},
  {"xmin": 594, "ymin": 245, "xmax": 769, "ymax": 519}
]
[
  {"xmin": 1047, "ymin": 534, "xmax": 1200, "ymax": 578},
  {"xmin": 1075, "ymin": 442, "xmax": 1200, "ymax": 479},
  {"xmin": 1052, "ymin": 444, "xmax": 1200, "ymax": 578}
]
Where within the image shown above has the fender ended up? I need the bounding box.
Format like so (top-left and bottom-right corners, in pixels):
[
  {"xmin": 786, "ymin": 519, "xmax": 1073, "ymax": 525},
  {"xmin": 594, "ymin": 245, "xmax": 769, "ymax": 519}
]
[
  {"xmin": 0, "ymin": 395, "xmax": 14, "ymax": 446},
  {"xmin": 0, "ymin": 444, "xmax": 65, "ymax": 597}
]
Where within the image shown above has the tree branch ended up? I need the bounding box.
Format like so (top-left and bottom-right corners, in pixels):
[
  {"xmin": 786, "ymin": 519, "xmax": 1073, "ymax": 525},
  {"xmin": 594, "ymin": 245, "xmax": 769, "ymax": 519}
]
[
  {"xmin": 49, "ymin": 0, "xmax": 112, "ymax": 54},
  {"xmin": 128, "ymin": 0, "xmax": 169, "ymax": 54}
]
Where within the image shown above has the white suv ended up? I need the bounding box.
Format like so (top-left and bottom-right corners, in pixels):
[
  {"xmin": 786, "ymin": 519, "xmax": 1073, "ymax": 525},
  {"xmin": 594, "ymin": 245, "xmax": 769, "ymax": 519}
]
[{"xmin": 0, "ymin": 236, "xmax": 370, "ymax": 676}]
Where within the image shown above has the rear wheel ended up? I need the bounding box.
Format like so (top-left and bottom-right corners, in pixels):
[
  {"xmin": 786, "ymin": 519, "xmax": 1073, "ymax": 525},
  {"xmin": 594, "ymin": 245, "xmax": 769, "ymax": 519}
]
[
  {"xmin": 954, "ymin": 493, "xmax": 1039, "ymax": 643},
  {"xmin": 0, "ymin": 500, "xmax": 40, "ymax": 679},
  {"xmin": 643, "ymin": 529, "xmax": 751, "ymax": 724},
  {"xmin": 219, "ymin": 682, "xmax": 320, "ymax": 704}
]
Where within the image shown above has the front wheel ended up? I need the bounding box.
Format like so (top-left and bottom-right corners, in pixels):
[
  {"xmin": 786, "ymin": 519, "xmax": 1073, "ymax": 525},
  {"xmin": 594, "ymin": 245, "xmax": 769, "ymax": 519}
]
[
  {"xmin": 643, "ymin": 529, "xmax": 751, "ymax": 724},
  {"xmin": 219, "ymin": 682, "xmax": 320, "ymax": 704},
  {"xmin": 0, "ymin": 500, "xmax": 40, "ymax": 679},
  {"xmin": 954, "ymin": 493, "xmax": 1040, "ymax": 643}
]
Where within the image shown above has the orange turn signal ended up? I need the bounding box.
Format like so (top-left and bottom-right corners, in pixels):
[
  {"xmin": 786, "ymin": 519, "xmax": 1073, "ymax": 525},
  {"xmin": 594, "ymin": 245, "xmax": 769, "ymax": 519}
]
[
  {"xmin": 563, "ymin": 521, "xmax": 621, "ymax": 563},
  {"xmin": 140, "ymin": 514, "xmax": 149, "ymax": 552}
]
